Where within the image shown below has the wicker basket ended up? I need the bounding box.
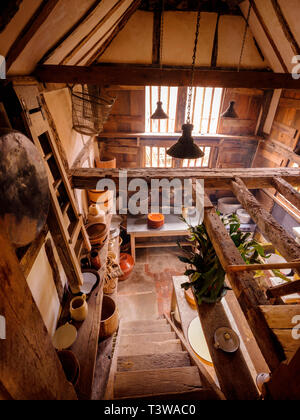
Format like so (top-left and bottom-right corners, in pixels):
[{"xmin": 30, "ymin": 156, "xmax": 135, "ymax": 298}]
[{"xmin": 71, "ymin": 85, "xmax": 115, "ymax": 136}]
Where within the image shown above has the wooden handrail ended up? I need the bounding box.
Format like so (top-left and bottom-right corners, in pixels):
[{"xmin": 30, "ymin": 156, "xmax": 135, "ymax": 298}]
[
  {"xmin": 228, "ymin": 261, "xmax": 300, "ymax": 273},
  {"xmin": 266, "ymin": 279, "xmax": 300, "ymax": 299},
  {"xmin": 164, "ymin": 313, "xmax": 226, "ymax": 400}
]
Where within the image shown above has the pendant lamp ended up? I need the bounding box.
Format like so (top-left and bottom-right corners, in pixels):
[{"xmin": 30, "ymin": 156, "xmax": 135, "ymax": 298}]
[
  {"xmin": 221, "ymin": 2, "xmax": 252, "ymax": 120},
  {"xmin": 151, "ymin": 0, "xmax": 168, "ymax": 120},
  {"xmin": 167, "ymin": 9, "xmax": 204, "ymax": 159},
  {"xmin": 221, "ymin": 101, "xmax": 238, "ymax": 118}
]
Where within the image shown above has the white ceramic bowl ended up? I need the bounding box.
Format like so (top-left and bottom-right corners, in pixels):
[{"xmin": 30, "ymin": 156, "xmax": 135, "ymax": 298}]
[{"xmin": 217, "ymin": 197, "xmax": 242, "ymax": 215}]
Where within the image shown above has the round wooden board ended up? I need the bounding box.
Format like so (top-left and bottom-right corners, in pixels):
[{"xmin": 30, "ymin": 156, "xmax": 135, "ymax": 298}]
[{"xmin": 0, "ymin": 129, "xmax": 49, "ymax": 247}]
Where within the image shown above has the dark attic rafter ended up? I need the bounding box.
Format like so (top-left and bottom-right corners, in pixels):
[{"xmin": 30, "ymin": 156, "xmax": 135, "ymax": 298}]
[
  {"xmin": 0, "ymin": 0, "xmax": 23, "ymax": 33},
  {"xmin": 5, "ymin": 0, "xmax": 60, "ymax": 72},
  {"xmin": 270, "ymin": 0, "xmax": 300, "ymax": 56},
  {"xmin": 85, "ymin": 0, "xmax": 142, "ymax": 66},
  {"xmin": 139, "ymin": 0, "xmax": 244, "ymax": 15}
]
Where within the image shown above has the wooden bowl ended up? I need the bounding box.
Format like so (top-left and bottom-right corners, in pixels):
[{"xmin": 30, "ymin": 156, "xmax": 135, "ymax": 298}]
[{"xmin": 86, "ymin": 223, "xmax": 108, "ymax": 246}]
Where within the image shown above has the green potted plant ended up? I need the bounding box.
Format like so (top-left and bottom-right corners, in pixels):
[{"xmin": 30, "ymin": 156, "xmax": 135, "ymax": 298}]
[{"xmin": 178, "ymin": 213, "xmax": 271, "ymax": 305}]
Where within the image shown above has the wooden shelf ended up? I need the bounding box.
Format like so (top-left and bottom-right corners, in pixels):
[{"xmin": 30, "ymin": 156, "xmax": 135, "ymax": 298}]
[{"xmin": 56, "ymin": 218, "xmax": 112, "ymax": 400}]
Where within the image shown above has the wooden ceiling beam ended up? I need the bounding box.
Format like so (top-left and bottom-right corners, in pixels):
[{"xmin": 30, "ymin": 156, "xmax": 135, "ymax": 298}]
[
  {"xmin": 61, "ymin": 0, "xmax": 130, "ymax": 66},
  {"xmin": 35, "ymin": 64, "xmax": 300, "ymax": 89},
  {"xmin": 70, "ymin": 167, "xmax": 300, "ymax": 190},
  {"xmin": 86, "ymin": 0, "xmax": 142, "ymax": 66},
  {"xmin": 5, "ymin": 0, "xmax": 59, "ymax": 71},
  {"xmin": 270, "ymin": 0, "xmax": 300, "ymax": 57},
  {"xmin": 38, "ymin": 0, "xmax": 101, "ymax": 65},
  {"xmin": 249, "ymin": 0, "xmax": 288, "ymax": 73}
]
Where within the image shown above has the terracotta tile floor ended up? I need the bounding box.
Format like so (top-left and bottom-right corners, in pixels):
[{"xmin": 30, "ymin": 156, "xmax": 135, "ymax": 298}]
[{"xmin": 118, "ymin": 247, "xmax": 185, "ymax": 319}]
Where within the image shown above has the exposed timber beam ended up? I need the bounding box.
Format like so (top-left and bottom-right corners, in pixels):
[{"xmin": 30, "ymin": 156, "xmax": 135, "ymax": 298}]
[
  {"xmin": 61, "ymin": 0, "xmax": 130, "ymax": 66},
  {"xmin": 39, "ymin": 0, "xmax": 100, "ymax": 65},
  {"xmin": 249, "ymin": 0, "xmax": 288, "ymax": 73},
  {"xmin": 266, "ymin": 279, "xmax": 300, "ymax": 299},
  {"xmin": 261, "ymin": 139, "xmax": 300, "ymax": 166},
  {"xmin": 35, "ymin": 64, "xmax": 300, "ymax": 89},
  {"xmin": 203, "ymin": 204, "xmax": 284, "ymax": 371},
  {"xmin": 5, "ymin": 0, "xmax": 59, "ymax": 71},
  {"xmin": 85, "ymin": 0, "xmax": 142, "ymax": 65},
  {"xmin": 271, "ymin": 176, "xmax": 300, "ymax": 210},
  {"xmin": 230, "ymin": 177, "xmax": 300, "ymax": 265},
  {"xmin": 270, "ymin": 0, "xmax": 300, "ymax": 56},
  {"xmin": 70, "ymin": 167, "xmax": 300, "ymax": 190}
]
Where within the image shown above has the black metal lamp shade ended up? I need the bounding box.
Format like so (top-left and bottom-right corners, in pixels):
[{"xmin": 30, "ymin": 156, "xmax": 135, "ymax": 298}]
[{"xmin": 166, "ymin": 124, "xmax": 204, "ymax": 159}]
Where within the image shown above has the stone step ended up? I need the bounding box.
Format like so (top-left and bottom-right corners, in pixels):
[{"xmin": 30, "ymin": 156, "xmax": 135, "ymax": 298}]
[
  {"xmin": 114, "ymin": 366, "xmax": 203, "ymax": 399},
  {"xmin": 117, "ymin": 352, "xmax": 192, "ymax": 372},
  {"xmin": 118, "ymin": 339, "xmax": 182, "ymax": 357},
  {"xmin": 120, "ymin": 332, "xmax": 176, "ymax": 346}
]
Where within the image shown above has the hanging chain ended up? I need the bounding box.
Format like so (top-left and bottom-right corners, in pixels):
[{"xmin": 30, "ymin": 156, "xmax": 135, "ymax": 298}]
[
  {"xmin": 159, "ymin": 0, "xmax": 165, "ymax": 101},
  {"xmin": 187, "ymin": 9, "xmax": 201, "ymax": 124},
  {"xmin": 160, "ymin": 0, "xmax": 164, "ymax": 71},
  {"xmin": 238, "ymin": 1, "xmax": 252, "ymax": 72}
]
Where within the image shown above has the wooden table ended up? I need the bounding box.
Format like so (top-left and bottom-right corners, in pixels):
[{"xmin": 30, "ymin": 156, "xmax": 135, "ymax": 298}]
[{"xmin": 127, "ymin": 213, "xmax": 200, "ymax": 261}]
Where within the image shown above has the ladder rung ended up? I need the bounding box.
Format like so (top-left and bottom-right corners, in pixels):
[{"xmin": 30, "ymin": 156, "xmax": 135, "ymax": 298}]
[
  {"xmin": 62, "ymin": 201, "xmax": 70, "ymax": 215},
  {"xmin": 53, "ymin": 178, "xmax": 62, "ymax": 191},
  {"xmin": 44, "ymin": 152, "xmax": 53, "ymax": 161},
  {"xmin": 69, "ymin": 219, "xmax": 82, "ymax": 246}
]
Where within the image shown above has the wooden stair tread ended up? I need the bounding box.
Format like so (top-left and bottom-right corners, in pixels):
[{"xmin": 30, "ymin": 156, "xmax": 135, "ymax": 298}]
[
  {"xmin": 120, "ymin": 332, "xmax": 176, "ymax": 345},
  {"xmin": 122, "ymin": 324, "xmax": 171, "ymax": 334},
  {"xmin": 117, "ymin": 352, "xmax": 192, "ymax": 372},
  {"xmin": 117, "ymin": 389, "xmax": 217, "ymax": 400},
  {"xmin": 114, "ymin": 366, "xmax": 202, "ymax": 398},
  {"xmin": 118, "ymin": 340, "xmax": 182, "ymax": 356},
  {"xmin": 123, "ymin": 319, "xmax": 167, "ymax": 328}
]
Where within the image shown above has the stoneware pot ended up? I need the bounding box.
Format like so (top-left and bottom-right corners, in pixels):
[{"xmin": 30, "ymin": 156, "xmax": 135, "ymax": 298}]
[
  {"xmin": 99, "ymin": 295, "xmax": 118, "ymax": 339},
  {"xmin": 119, "ymin": 253, "xmax": 134, "ymax": 281},
  {"xmin": 70, "ymin": 295, "xmax": 88, "ymax": 322},
  {"xmin": 57, "ymin": 350, "xmax": 80, "ymax": 386},
  {"xmin": 90, "ymin": 249, "xmax": 101, "ymax": 270}
]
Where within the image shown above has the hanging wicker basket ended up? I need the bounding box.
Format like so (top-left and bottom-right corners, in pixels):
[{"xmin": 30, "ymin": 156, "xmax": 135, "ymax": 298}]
[{"xmin": 71, "ymin": 85, "xmax": 116, "ymax": 136}]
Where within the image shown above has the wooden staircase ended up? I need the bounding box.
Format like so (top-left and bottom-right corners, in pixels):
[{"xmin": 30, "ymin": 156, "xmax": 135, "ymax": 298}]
[{"xmin": 104, "ymin": 316, "xmax": 225, "ymax": 400}]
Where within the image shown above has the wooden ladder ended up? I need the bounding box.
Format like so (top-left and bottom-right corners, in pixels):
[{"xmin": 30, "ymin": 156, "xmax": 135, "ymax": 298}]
[
  {"xmin": 104, "ymin": 316, "xmax": 225, "ymax": 400},
  {"xmin": 14, "ymin": 83, "xmax": 91, "ymax": 293}
]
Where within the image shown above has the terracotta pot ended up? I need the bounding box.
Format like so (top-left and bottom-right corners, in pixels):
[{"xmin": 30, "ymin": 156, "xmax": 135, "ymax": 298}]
[
  {"xmin": 99, "ymin": 295, "xmax": 118, "ymax": 338},
  {"xmin": 119, "ymin": 253, "xmax": 134, "ymax": 281},
  {"xmin": 90, "ymin": 250, "xmax": 101, "ymax": 270},
  {"xmin": 57, "ymin": 350, "xmax": 80, "ymax": 386},
  {"xmin": 147, "ymin": 213, "xmax": 165, "ymax": 229}
]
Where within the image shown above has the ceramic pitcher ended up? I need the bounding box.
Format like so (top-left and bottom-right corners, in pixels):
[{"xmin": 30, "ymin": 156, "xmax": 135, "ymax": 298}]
[{"xmin": 70, "ymin": 295, "xmax": 88, "ymax": 322}]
